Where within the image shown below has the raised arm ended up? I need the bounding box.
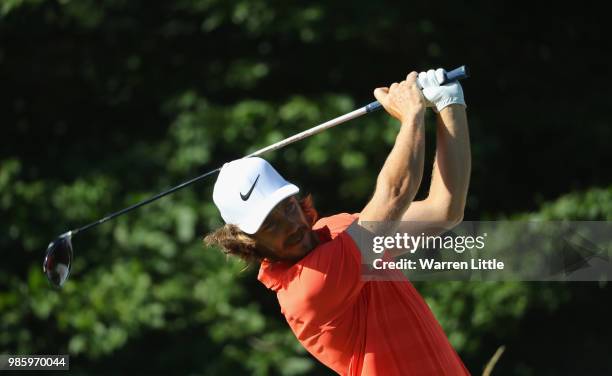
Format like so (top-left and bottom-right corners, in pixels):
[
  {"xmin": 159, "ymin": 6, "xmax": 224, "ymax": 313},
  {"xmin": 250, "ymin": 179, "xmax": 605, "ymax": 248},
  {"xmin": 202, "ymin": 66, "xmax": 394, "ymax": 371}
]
[
  {"xmin": 358, "ymin": 72, "xmax": 426, "ymax": 234},
  {"xmin": 397, "ymin": 69, "xmax": 470, "ymax": 245}
]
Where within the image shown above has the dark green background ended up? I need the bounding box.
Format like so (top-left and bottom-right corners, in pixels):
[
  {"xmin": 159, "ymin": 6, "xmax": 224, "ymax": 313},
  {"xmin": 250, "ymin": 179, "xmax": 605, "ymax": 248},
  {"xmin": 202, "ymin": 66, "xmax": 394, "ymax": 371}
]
[{"xmin": 1, "ymin": 1, "xmax": 610, "ymax": 374}]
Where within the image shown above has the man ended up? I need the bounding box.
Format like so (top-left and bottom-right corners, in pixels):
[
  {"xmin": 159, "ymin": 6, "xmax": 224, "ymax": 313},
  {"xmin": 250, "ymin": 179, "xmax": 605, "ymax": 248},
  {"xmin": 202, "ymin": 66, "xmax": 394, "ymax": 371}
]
[{"xmin": 205, "ymin": 69, "xmax": 471, "ymax": 375}]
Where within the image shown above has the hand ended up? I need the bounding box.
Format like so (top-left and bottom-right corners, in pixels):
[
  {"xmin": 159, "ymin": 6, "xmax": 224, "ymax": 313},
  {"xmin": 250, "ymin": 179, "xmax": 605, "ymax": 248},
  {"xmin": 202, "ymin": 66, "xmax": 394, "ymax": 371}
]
[
  {"xmin": 417, "ymin": 68, "xmax": 466, "ymax": 112},
  {"xmin": 373, "ymin": 71, "xmax": 425, "ymax": 123}
]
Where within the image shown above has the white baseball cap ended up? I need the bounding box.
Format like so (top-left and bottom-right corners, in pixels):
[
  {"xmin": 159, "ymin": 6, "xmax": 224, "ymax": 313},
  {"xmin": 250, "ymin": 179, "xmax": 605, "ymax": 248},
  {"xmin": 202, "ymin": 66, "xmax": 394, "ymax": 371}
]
[{"xmin": 212, "ymin": 157, "xmax": 299, "ymax": 234}]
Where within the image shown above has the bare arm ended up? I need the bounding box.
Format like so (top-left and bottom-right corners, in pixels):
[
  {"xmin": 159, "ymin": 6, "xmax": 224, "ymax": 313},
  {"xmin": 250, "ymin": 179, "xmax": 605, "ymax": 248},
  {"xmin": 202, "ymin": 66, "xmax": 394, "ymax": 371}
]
[
  {"xmin": 358, "ymin": 72, "xmax": 426, "ymax": 234},
  {"xmin": 399, "ymin": 104, "xmax": 471, "ymax": 235}
]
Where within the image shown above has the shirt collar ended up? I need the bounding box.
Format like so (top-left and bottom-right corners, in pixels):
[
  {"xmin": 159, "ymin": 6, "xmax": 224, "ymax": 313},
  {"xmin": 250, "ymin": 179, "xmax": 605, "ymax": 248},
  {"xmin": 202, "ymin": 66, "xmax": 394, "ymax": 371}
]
[{"xmin": 257, "ymin": 225, "xmax": 332, "ymax": 291}]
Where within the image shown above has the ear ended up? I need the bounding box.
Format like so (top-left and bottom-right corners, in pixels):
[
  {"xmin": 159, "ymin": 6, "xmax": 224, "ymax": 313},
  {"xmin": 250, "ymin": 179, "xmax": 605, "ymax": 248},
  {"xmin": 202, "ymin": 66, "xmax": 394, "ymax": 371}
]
[{"xmin": 298, "ymin": 194, "xmax": 319, "ymax": 226}]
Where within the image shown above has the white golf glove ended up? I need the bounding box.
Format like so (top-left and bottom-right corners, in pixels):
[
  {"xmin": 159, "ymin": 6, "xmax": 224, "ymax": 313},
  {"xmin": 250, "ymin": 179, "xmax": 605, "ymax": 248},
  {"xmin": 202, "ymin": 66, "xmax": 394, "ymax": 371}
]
[{"xmin": 417, "ymin": 68, "xmax": 466, "ymax": 112}]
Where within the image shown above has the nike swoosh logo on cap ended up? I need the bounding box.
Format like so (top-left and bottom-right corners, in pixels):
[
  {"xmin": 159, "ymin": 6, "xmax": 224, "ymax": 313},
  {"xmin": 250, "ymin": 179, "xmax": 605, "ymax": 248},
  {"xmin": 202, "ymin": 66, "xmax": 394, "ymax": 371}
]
[{"xmin": 240, "ymin": 175, "xmax": 260, "ymax": 201}]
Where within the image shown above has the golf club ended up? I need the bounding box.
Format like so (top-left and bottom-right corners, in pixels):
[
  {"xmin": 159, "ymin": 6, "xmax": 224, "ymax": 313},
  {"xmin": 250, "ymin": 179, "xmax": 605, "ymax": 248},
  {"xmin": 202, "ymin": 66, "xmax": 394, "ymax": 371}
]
[{"xmin": 43, "ymin": 65, "xmax": 469, "ymax": 287}]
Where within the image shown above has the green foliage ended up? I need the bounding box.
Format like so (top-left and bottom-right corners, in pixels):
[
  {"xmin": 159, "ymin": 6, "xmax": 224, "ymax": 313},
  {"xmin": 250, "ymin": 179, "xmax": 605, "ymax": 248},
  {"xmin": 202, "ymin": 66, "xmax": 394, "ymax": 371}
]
[{"xmin": 522, "ymin": 187, "xmax": 612, "ymax": 221}]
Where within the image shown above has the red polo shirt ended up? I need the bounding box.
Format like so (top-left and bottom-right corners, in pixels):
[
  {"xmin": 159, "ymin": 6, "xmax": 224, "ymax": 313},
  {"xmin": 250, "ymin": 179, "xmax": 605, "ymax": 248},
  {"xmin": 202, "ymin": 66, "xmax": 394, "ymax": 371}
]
[{"xmin": 258, "ymin": 213, "xmax": 470, "ymax": 376}]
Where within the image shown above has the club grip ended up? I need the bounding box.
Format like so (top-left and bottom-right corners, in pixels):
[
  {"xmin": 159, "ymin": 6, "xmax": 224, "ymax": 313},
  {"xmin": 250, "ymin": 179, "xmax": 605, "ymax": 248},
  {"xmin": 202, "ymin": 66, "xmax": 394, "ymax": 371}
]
[
  {"xmin": 444, "ymin": 65, "xmax": 469, "ymax": 83},
  {"xmin": 365, "ymin": 65, "xmax": 469, "ymax": 113}
]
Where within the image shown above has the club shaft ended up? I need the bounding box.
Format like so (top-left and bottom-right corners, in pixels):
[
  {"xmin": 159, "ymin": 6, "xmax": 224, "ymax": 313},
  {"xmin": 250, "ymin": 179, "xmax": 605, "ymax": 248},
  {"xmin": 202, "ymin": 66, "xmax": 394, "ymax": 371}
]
[
  {"xmin": 247, "ymin": 107, "xmax": 368, "ymax": 157},
  {"xmin": 71, "ymin": 106, "xmax": 367, "ymax": 235},
  {"xmin": 73, "ymin": 168, "xmax": 221, "ymax": 235},
  {"xmin": 70, "ymin": 65, "xmax": 469, "ymax": 236},
  {"xmin": 72, "ymin": 108, "xmax": 370, "ymax": 235}
]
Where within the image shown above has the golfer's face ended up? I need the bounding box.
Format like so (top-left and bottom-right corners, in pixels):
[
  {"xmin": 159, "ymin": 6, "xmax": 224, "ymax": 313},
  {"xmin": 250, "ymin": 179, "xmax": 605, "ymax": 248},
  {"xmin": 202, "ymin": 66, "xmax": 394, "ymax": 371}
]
[{"xmin": 254, "ymin": 196, "xmax": 317, "ymax": 262}]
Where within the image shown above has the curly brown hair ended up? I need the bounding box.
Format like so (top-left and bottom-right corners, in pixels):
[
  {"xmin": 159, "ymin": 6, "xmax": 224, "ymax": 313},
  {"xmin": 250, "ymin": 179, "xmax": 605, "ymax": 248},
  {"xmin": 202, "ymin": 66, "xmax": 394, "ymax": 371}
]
[{"xmin": 203, "ymin": 195, "xmax": 318, "ymax": 264}]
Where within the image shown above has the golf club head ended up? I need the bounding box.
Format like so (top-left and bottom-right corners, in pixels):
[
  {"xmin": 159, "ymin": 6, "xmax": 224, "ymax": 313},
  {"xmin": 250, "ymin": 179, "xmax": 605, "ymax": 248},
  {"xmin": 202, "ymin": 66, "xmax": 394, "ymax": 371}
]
[{"xmin": 43, "ymin": 232, "xmax": 73, "ymax": 288}]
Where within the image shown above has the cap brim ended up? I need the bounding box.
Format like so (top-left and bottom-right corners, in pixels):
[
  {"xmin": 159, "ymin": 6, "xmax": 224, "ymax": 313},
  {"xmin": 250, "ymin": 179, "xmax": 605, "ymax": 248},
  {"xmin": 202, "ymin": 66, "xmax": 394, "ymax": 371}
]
[{"xmin": 239, "ymin": 184, "xmax": 300, "ymax": 234}]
